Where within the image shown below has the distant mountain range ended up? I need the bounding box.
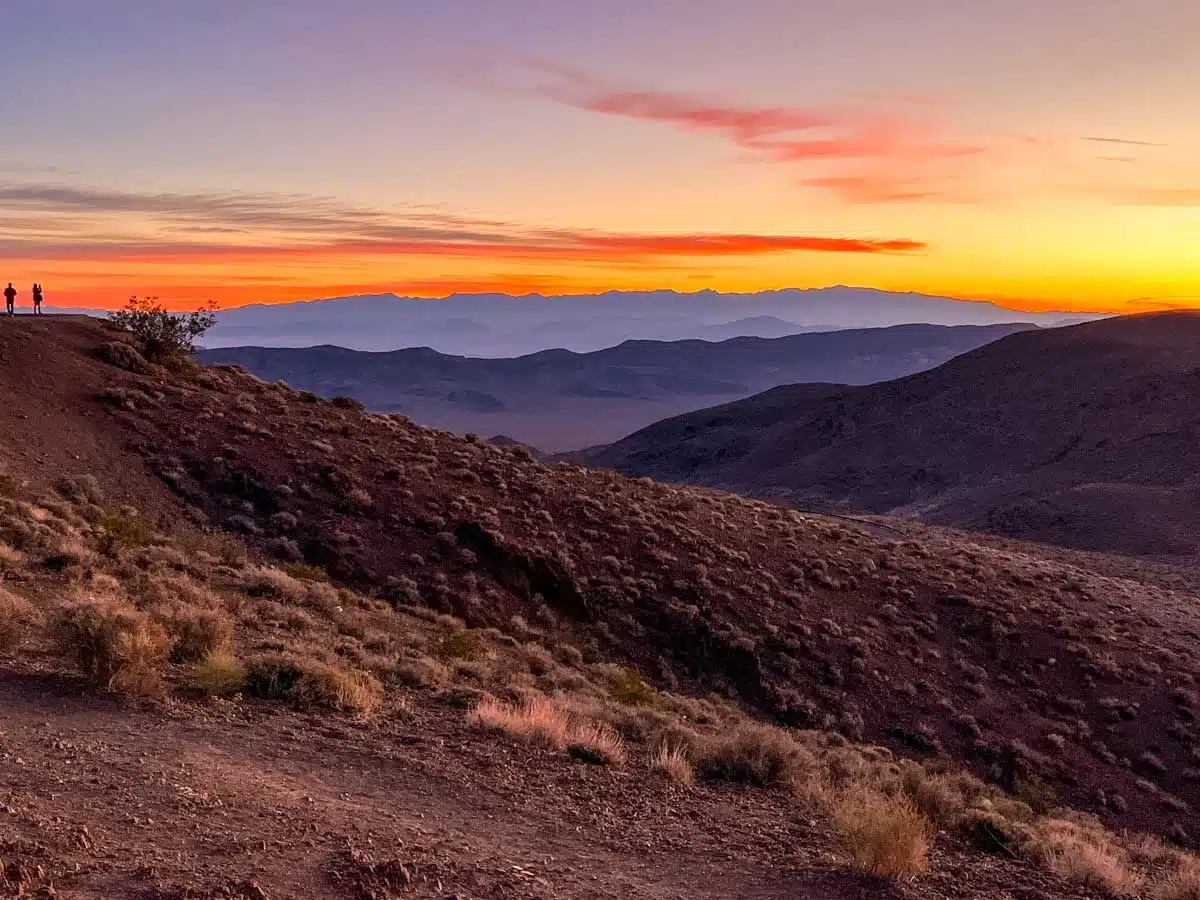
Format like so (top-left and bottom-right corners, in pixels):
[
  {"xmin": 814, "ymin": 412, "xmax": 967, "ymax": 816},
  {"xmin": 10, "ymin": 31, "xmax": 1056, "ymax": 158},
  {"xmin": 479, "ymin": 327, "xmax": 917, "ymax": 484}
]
[
  {"xmin": 199, "ymin": 322, "xmax": 1036, "ymax": 452},
  {"xmin": 584, "ymin": 311, "xmax": 1200, "ymax": 556},
  {"xmin": 183, "ymin": 287, "xmax": 1096, "ymax": 355}
]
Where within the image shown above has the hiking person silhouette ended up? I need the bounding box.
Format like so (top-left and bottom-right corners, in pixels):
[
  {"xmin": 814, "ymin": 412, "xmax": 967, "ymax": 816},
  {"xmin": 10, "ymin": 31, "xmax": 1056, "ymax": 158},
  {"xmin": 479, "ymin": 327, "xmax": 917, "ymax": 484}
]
[
  {"xmin": 3, "ymin": 283, "xmax": 15, "ymax": 316},
  {"xmin": 32, "ymin": 283, "xmax": 43, "ymax": 315}
]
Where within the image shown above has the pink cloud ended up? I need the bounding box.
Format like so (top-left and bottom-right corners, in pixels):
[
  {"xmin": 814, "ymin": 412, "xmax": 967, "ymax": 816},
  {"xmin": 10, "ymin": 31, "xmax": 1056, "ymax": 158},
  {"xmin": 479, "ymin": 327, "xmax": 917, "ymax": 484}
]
[{"xmin": 527, "ymin": 65, "xmax": 1015, "ymax": 203}]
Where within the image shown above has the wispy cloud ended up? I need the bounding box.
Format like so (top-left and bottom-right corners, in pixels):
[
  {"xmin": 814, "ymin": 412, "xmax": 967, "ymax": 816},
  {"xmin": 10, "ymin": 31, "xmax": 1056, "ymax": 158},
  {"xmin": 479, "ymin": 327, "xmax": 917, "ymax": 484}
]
[
  {"xmin": 1081, "ymin": 136, "xmax": 1166, "ymax": 148},
  {"xmin": 0, "ymin": 163, "xmax": 69, "ymax": 176},
  {"xmin": 519, "ymin": 64, "xmax": 1027, "ymax": 203},
  {"xmin": 0, "ymin": 180, "xmax": 926, "ymax": 263}
]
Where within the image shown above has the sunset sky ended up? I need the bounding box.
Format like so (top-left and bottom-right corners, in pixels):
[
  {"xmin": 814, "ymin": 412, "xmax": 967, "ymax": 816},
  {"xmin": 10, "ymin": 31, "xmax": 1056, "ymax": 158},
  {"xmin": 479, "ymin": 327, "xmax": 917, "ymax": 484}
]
[{"xmin": 1, "ymin": 0, "xmax": 1197, "ymax": 312}]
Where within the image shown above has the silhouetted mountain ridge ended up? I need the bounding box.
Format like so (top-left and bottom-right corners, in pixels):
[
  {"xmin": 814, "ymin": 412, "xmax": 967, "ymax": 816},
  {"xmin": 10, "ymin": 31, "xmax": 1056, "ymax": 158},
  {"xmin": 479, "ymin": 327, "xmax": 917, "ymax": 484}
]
[{"xmin": 193, "ymin": 286, "xmax": 1091, "ymax": 354}]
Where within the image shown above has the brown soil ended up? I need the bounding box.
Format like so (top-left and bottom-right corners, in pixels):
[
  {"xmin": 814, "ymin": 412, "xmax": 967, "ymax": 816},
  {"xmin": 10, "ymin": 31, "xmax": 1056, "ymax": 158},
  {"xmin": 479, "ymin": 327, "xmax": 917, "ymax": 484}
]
[
  {"xmin": 0, "ymin": 315, "xmax": 1197, "ymax": 897},
  {"xmin": 0, "ymin": 667, "xmax": 1095, "ymax": 899}
]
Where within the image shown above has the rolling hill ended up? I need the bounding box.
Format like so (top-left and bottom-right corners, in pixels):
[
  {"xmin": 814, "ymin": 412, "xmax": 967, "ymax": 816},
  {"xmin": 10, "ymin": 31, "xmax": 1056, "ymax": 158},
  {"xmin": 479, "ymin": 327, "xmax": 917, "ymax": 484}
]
[
  {"xmin": 585, "ymin": 311, "xmax": 1200, "ymax": 556},
  {"xmin": 198, "ymin": 322, "xmax": 1035, "ymax": 451},
  {"xmin": 1, "ymin": 315, "xmax": 1199, "ymax": 896}
]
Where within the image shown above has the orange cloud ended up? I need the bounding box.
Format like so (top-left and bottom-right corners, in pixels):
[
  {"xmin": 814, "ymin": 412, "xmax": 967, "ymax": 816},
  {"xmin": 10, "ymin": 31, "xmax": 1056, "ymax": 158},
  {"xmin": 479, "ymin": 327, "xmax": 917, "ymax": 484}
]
[
  {"xmin": 0, "ymin": 181, "xmax": 925, "ymax": 263},
  {"xmin": 0, "ymin": 179, "xmax": 928, "ymax": 308}
]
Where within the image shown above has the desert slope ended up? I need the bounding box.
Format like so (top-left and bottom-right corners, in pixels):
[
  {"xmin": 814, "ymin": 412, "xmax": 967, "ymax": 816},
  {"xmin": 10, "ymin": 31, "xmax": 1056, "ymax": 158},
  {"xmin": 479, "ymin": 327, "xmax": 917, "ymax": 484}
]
[
  {"xmin": 0, "ymin": 315, "xmax": 1199, "ymax": 897},
  {"xmin": 588, "ymin": 311, "xmax": 1200, "ymax": 556},
  {"xmin": 197, "ymin": 322, "xmax": 1034, "ymax": 451}
]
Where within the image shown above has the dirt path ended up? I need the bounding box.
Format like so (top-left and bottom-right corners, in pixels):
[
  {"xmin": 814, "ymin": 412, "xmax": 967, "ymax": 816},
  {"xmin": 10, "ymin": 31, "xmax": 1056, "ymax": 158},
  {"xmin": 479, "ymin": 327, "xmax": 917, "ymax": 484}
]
[{"xmin": 0, "ymin": 667, "xmax": 1084, "ymax": 900}]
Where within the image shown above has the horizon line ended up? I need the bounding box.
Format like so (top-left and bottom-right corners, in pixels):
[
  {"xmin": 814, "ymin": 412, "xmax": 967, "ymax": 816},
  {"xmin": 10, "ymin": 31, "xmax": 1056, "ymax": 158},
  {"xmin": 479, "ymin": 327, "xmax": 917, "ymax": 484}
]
[{"xmin": 39, "ymin": 283, "xmax": 1126, "ymax": 317}]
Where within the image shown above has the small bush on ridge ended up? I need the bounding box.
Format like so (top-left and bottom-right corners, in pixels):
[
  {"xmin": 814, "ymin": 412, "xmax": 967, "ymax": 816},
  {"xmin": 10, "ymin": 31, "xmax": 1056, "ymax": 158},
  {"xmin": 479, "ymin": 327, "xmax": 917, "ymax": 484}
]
[{"xmin": 108, "ymin": 296, "xmax": 218, "ymax": 367}]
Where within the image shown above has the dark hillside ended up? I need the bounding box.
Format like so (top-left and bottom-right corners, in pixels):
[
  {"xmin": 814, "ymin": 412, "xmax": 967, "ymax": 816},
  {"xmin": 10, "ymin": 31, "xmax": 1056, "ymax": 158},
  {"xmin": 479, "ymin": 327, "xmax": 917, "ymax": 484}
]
[{"xmin": 588, "ymin": 311, "xmax": 1200, "ymax": 556}]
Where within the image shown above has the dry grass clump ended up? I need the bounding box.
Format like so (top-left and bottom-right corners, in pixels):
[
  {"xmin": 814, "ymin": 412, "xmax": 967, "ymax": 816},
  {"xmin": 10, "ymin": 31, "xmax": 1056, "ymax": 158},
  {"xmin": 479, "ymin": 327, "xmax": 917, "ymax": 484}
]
[
  {"xmin": 52, "ymin": 593, "xmax": 170, "ymax": 696},
  {"xmin": 1154, "ymin": 862, "xmax": 1200, "ymax": 900},
  {"xmin": 280, "ymin": 562, "xmax": 327, "ymax": 582},
  {"xmin": 895, "ymin": 763, "xmax": 1036, "ymax": 854},
  {"xmin": 158, "ymin": 606, "xmax": 234, "ymax": 663},
  {"xmin": 652, "ymin": 744, "xmax": 695, "ymax": 788},
  {"xmin": 190, "ymin": 648, "xmax": 248, "ymax": 697},
  {"xmin": 1032, "ymin": 816, "xmax": 1142, "ymax": 896},
  {"xmin": 0, "ymin": 473, "xmax": 22, "ymax": 499},
  {"xmin": 438, "ymin": 627, "xmax": 483, "ymax": 661},
  {"xmin": 470, "ymin": 696, "xmax": 570, "ymax": 750},
  {"xmin": 95, "ymin": 511, "xmax": 151, "ymax": 557},
  {"xmin": 244, "ymin": 653, "xmax": 383, "ymax": 714},
  {"xmin": 695, "ymin": 723, "xmax": 805, "ymax": 787},
  {"xmin": 43, "ymin": 536, "xmax": 97, "ymax": 574},
  {"xmin": 0, "ymin": 586, "xmax": 38, "ymax": 652},
  {"xmin": 566, "ymin": 719, "xmax": 628, "ymax": 766},
  {"xmin": 607, "ymin": 666, "xmax": 656, "ymax": 706},
  {"xmin": 0, "ymin": 542, "xmax": 24, "ymax": 577},
  {"xmin": 469, "ymin": 696, "xmax": 627, "ymax": 766},
  {"xmin": 243, "ymin": 567, "xmax": 306, "ymax": 601},
  {"xmin": 829, "ymin": 786, "xmax": 934, "ymax": 879},
  {"xmin": 393, "ymin": 654, "xmax": 450, "ymax": 688}
]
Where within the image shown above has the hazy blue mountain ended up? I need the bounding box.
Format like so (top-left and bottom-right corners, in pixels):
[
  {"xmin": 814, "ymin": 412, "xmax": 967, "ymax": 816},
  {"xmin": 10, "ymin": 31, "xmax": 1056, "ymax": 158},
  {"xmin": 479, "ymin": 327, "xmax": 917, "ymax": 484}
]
[
  {"xmin": 195, "ymin": 287, "xmax": 1091, "ymax": 355},
  {"xmin": 199, "ymin": 321, "xmax": 1037, "ymax": 452}
]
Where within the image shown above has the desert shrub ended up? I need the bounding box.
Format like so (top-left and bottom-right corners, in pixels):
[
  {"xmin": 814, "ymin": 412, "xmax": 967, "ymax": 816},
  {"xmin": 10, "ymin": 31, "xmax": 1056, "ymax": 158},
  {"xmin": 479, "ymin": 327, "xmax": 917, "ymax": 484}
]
[
  {"xmin": 956, "ymin": 808, "xmax": 1030, "ymax": 855},
  {"xmin": 608, "ymin": 667, "xmax": 655, "ymax": 706},
  {"xmin": 899, "ymin": 764, "xmax": 988, "ymax": 829},
  {"xmin": 0, "ymin": 473, "xmax": 21, "ymax": 499},
  {"xmin": 52, "ymin": 595, "xmax": 170, "ymax": 695},
  {"xmin": 56, "ymin": 474, "xmax": 105, "ymax": 506},
  {"xmin": 696, "ymin": 723, "xmax": 803, "ymax": 787},
  {"xmin": 281, "ymin": 563, "xmax": 327, "ymax": 582},
  {"xmin": 95, "ymin": 511, "xmax": 150, "ymax": 557},
  {"xmin": 43, "ymin": 537, "xmax": 97, "ymax": 574},
  {"xmin": 243, "ymin": 567, "xmax": 305, "ymax": 601},
  {"xmin": 652, "ymin": 744, "xmax": 695, "ymax": 788},
  {"xmin": 438, "ymin": 628, "xmax": 482, "ymax": 661},
  {"xmin": 1154, "ymin": 863, "xmax": 1200, "ymax": 900},
  {"xmin": 190, "ymin": 649, "xmax": 247, "ymax": 697},
  {"xmin": 0, "ymin": 542, "xmax": 23, "ymax": 576},
  {"xmin": 107, "ymin": 296, "xmax": 218, "ymax": 367},
  {"xmin": 1033, "ymin": 817, "xmax": 1141, "ymax": 896},
  {"xmin": 331, "ymin": 395, "xmax": 366, "ymax": 411},
  {"xmin": 393, "ymin": 655, "xmax": 450, "ymax": 688},
  {"xmin": 830, "ymin": 788, "xmax": 934, "ymax": 879},
  {"xmin": 345, "ymin": 487, "xmax": 373, "ymax": 508},
  {"xmin": 0, "ymin": 587, "xmax": 37, "ymax": 652},
  {"xmin": 96, "ymin": 341, "xmax": 152, "ymax": 374},
  {"xmin": 1014, "ymin": 773, "xmax": 1059, "ymax": 815},
  {"xmin": 160, "ymin": 607, "xmax": 234, "ymax": 663},
  {"xmin": 244, "ymin": 653, "xmax": 382, "ymax": 714}
]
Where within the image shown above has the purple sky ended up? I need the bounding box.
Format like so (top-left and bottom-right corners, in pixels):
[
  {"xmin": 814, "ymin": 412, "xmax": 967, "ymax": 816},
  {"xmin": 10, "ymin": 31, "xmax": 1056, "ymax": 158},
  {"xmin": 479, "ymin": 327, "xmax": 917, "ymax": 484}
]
[{"xmin": 1, "ymin": 0, "xmax": 1197, "ymax": 310}]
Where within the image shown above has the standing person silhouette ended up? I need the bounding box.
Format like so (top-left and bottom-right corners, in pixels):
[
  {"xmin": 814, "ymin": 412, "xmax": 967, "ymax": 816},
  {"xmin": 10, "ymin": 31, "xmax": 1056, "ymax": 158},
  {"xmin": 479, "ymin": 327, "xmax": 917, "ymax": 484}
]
[
  {"xmin": 3, "ymin": 283, "xmax": 15, "ymax": 316},
  {"xmin": 32, "ymin": 284, "xmax": 43, "ymax": 315}
]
